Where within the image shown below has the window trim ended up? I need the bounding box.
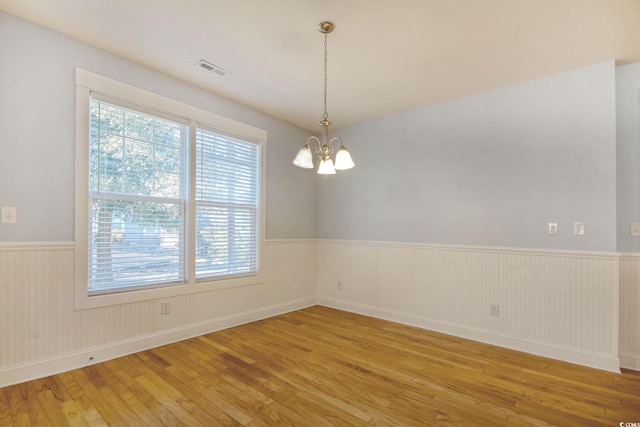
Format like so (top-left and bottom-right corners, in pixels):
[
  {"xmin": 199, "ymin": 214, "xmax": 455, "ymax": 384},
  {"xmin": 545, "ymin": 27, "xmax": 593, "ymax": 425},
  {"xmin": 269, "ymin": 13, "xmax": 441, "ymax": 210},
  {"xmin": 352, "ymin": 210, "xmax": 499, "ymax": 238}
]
[{"xmin": 74, "ymin": 68, "xmax": 266, "ymax": 310}]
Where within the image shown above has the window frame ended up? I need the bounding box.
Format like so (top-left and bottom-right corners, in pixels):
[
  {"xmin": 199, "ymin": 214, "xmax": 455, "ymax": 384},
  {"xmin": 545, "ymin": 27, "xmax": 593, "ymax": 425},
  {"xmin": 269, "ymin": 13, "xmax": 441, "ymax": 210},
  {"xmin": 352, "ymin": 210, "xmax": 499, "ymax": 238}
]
[{"xmin": 74, "ymin": 69, "xmax": 266, "ymax": 310}]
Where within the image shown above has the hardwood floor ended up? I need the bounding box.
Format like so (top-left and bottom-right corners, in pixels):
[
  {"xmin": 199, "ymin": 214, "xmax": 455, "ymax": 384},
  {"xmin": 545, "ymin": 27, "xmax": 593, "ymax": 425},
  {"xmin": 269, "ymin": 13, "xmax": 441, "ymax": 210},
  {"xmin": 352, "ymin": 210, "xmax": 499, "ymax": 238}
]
[{"xmin": 1, "ymin": 306, "xmax": 639, "ymax": 426}]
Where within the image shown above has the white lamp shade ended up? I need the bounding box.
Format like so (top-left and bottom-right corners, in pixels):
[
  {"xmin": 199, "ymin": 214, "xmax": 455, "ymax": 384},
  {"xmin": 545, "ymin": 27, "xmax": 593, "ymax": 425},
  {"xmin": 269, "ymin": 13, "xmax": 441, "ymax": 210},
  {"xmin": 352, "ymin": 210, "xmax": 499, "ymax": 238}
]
[
  {"xmin": 334, "ymin": 145, "xmax": 355, "ymax": 170},
  {"xmin": 293, "ymin": 144, "xmax": 314, "ymax": 168},
  {"xmin": 317, "ymin": 158, "xmax": 336, "ymax": 174}
]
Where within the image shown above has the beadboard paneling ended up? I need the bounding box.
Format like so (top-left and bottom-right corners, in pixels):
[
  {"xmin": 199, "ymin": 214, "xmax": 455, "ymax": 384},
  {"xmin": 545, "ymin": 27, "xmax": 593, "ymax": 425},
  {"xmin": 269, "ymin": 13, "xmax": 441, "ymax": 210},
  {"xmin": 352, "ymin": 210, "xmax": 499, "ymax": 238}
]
[
  {"xmin": 0, "ymin": 244, "xmax": 75, "ymax": 367},
  {"xmin": 1, "ymin": 239, "xmax": 632, "ymax": 385},
  {"xmin": 619, "ymin": 253, "xmax": 640, "ymax": 370},
  {"xmin": 317, "ymin": 240, "xmax": 621, "ymax": 372},
  {"xmin": 0, "ymin": 240, "xmax": 317, "ymax": 387}
]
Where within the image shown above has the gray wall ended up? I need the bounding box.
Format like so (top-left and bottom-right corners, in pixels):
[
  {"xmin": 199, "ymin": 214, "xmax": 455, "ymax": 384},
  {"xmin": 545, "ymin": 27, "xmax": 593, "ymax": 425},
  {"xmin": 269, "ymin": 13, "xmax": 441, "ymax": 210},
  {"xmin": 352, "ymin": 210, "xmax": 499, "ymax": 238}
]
[
  {"xmin": 617, "ymin": 61, "xmax": 640, "ymax": 253},
  {"xmin": 0, "ymin": 12, "xmax": 317, "ymax": 242},
  {"xmin": 319, "ymin": 61, "xmax": 618, "ymax": 252},
  {"xmin": 0, "ymin": 11, "xmax": 626, "ymax": 253}
]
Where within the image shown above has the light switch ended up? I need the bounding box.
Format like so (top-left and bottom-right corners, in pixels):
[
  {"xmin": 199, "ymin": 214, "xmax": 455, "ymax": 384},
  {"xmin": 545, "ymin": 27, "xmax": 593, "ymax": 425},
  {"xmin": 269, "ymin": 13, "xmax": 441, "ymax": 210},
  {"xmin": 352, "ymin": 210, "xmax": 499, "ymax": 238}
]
[
  {"xmin": 1, "ymin": 207, "xmax": 16, "ymax": 224},
  {"xmin": 574, "ymin": 222, "xmax": 585, "ymax": 236}
]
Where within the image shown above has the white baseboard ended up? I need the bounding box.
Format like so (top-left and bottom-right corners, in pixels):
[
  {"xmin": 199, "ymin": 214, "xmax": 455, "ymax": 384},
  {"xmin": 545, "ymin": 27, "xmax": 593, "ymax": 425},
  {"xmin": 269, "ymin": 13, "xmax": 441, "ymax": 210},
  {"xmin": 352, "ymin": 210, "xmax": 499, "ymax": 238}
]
[
  {"xmin": 318, "ymin": 296, "xmax": 621, "ymax": 373},
  {"xmin": 0, "ymin": 297, "xmax": 317, "ymax": 388},
  {"xmin": 620, "ymin": 352, "xmax": 640, "ymax": 371}
]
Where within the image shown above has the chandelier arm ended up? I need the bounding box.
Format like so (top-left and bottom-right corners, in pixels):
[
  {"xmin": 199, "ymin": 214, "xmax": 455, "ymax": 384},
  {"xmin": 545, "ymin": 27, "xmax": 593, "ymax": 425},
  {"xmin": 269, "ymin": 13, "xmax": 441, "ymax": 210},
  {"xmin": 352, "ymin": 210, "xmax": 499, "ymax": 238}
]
[
  {"xmin": 328, "ymin": 136, "xmax": 343, "ymax": 148},
  {"xmin": 307, "ymin": 136, "xmax": 321, "ymax": 146},
  {"xmin": 307, "ymin": 136, "xmax": 321, "ymax": 148}
]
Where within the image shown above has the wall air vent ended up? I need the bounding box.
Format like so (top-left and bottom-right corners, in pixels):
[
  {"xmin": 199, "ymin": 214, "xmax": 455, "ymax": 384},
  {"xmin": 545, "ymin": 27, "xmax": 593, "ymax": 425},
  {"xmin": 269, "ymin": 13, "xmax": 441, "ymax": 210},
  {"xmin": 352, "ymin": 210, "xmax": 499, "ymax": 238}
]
[{"xmin": 196, "ymin": 60, "xmax": 229, "ymax": 77}]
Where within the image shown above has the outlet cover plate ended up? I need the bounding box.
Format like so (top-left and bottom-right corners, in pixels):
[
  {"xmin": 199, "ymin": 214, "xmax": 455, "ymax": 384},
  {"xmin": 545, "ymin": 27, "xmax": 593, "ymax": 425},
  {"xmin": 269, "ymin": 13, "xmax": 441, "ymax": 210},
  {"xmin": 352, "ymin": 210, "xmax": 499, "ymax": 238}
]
[
  {"xmin": 1, "ymin": 207, "xmax": 16, "ymax": 224},
  {"xmin": 490, "ymin": 304, "xmax": 500, "ymax": 317}
]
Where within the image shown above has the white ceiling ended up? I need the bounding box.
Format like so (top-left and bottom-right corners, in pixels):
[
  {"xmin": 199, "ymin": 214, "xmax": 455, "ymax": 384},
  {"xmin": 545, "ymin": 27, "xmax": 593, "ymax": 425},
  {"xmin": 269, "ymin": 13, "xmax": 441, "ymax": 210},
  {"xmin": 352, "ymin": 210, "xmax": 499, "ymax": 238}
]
[{"xmin": 1, "ymin": 0, "xmax": 640, "ymax": 131}]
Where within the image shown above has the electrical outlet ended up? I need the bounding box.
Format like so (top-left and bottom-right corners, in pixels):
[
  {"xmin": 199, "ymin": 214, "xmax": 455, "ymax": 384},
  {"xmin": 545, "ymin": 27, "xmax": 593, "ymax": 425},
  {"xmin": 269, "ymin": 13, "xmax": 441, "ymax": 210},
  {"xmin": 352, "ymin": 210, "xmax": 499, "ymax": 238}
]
[
  {"xmin": 161, "ymin": 302, "xmax": 171, "ymax": 315},
  {"xmin": 548, "ymin": 223, "xmax": 558, "ymax": 235},
  {"xmin": 1, "ymin": 207, "xmax": 16, "ymax": 224},
  {"xmin": 574, "ymin": 222, "xmax": 585, "ymax": 236},
  {"xmin": 490, "ymin": 304, "xmax": 500, "ymax": 317},
  {"xmin": 631, "ymin": 222, "xmax": 640, "ymax": 237},
  {"xmin": 337, "ymin": 281, "xmax": 342, "ymax": 290}
]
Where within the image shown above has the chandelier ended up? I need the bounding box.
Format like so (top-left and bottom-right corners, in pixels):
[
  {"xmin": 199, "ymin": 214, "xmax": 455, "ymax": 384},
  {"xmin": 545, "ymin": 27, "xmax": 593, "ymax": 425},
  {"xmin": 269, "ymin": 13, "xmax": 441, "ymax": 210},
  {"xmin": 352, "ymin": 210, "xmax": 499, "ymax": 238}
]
[{"xmin": 293, "ymin": 21, "xmax": 355, "ymax": 174}]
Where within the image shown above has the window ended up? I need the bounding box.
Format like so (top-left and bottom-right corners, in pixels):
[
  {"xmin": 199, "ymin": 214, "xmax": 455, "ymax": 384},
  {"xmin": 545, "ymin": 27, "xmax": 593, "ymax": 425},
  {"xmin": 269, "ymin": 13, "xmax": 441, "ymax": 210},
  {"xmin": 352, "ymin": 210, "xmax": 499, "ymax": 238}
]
[
  {"xmin": 195, "ymin": 128, "xmax": 260, "ymax": 279},
  {"xmin": 75, "ymin": 69, "xmax": 266, "ymax": 309},
  {"xmin": 89, "ymin": 97, "xmax": 189, "ymax": 294}
]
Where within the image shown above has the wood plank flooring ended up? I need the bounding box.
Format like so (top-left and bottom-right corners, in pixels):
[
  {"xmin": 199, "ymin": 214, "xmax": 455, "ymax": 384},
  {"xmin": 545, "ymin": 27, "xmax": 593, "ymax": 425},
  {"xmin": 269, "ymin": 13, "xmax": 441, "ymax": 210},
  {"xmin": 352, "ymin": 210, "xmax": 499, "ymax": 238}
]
[{"xmin": 1, "ymin": 305, "xmax": 639, "ymax": 426}]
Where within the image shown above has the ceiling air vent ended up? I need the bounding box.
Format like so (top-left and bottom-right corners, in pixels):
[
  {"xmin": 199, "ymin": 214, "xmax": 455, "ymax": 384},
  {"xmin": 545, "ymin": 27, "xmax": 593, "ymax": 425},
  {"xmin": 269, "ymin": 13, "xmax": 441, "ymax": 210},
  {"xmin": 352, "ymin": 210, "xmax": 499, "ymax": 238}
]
[{"xmin": 196, "ymin": 60, "xmax": 229, "ymax": 77}]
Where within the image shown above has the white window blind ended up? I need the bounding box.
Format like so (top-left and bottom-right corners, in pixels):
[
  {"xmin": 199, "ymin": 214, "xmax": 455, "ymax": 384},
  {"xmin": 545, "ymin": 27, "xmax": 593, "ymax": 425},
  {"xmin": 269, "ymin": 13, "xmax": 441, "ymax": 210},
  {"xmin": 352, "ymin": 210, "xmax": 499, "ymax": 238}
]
[
  {"xmin": 195, "ymin": 128, "xmax": 260, "ymax": 279},
  {"xmin": 88, "ymin": 98, "xmax": 188, "ymax": 294}
]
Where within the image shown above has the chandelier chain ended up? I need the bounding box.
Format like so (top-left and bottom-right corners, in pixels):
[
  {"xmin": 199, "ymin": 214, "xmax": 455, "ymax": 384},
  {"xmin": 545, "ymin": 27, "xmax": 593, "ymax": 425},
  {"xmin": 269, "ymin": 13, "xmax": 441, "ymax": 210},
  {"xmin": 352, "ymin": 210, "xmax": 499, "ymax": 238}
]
[{"xmin": 323, "ymin": 32, "xmax": 329, "ymax": 121}]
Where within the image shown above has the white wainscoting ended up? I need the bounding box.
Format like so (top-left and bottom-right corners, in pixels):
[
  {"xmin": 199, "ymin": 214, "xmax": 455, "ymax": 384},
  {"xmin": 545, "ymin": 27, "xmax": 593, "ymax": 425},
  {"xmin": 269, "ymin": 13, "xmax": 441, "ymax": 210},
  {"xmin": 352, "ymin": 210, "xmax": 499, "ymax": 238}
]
[
  {"xmin": 619, "ymin": 253, "xmax": 640, "ymax": 370},
  {"xmin": 1, "ymin": 239, "xmax": 635, "ymax": 387},
  {"xmin": 317, "ymin": 240, "xmax": 621, "ymax": 372},
  {"xmin": 0, "ymin": 240, "xmax": 317, "ymax": 387}
]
